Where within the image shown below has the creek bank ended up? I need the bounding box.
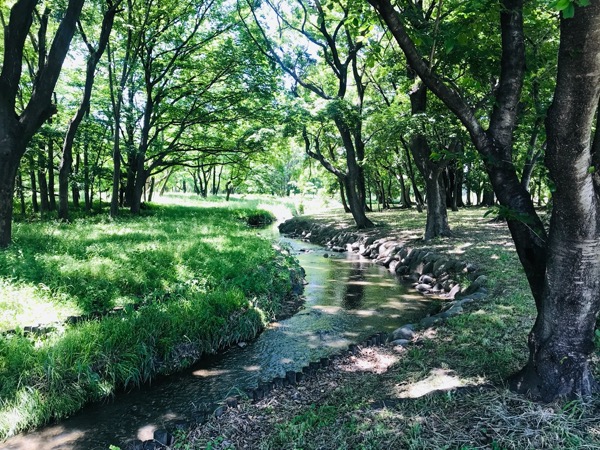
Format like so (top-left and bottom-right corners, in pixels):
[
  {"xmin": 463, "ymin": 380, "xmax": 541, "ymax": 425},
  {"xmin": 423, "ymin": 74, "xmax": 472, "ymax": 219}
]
[
  {"xmin": 279, "ymin": 216, "xmax": 489, "ymax": 329},
  {"xmin": 120, "ymin": 217, "xmax": 492, "ymax": 450},
  {"xmin": 0, "ymin": 246, "xmax": 305, "ymax": 445}
]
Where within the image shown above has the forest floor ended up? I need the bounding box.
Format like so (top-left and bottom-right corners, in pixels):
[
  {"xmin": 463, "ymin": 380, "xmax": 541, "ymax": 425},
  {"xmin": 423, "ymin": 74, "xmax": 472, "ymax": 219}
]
[{"xmin": 182, "ymin": 207, "xmax": 600, "ymax": 450}]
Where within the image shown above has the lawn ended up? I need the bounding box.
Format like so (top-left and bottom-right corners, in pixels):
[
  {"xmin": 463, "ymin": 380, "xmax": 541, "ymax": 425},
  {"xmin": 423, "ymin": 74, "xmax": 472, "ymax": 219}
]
[{"xmin": 0, "ymin": 194, "xmax": 302, "ymax": 440}]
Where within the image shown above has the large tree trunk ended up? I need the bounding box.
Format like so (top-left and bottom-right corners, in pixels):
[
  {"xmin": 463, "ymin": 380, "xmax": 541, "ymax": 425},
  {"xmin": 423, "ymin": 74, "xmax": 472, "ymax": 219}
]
[
  {"xmin": 408, "ymin": 82, "xmax": 451, "ymax": 239},
  {"xmin": 0, "ymin": 0, "xmax": 84, "ymax": 245},
  {"xmin": 0, "ymin": 152, "xmax": 21, "ymax": 246},
  {"xmin": 343, "ymin": 175, "xmax": 373, "ymax": 229},
  {"xmin": 509, "ymin": 3, "xmax": 600, "ymax": 400},
  {"xmin": 422, "ymin": 169, "xmax": 451, "ymax": 240},
  {"xmin": 130, "ymin": 159, "xmax": 147, "ymax": 214}
]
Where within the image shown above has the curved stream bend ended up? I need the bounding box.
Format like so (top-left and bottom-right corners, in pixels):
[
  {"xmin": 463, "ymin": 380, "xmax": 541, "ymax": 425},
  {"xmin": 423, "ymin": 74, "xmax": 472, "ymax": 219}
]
[{"xmin": 4, "ymin": 236, "xmax": 436, "ymax": 450}]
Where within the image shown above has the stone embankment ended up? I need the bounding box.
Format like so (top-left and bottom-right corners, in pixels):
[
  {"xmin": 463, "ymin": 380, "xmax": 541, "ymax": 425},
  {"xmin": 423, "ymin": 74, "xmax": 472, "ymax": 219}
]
[{"xmin": 278, "ymin": 217, "xmax": 489, "ymax": 334}]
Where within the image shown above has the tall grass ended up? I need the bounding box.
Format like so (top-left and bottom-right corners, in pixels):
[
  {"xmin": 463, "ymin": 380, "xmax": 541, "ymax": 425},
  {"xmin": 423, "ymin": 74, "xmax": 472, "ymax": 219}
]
[{"xmin": 0, "ymin": 197, "xmax": 301, "ymax": 440}]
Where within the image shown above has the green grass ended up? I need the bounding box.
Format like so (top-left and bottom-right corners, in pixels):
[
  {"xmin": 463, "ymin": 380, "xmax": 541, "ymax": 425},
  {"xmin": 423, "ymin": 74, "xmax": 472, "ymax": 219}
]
[{"xmin": 0, "ymin": 195, "xmax": 302, "ymax": 440}]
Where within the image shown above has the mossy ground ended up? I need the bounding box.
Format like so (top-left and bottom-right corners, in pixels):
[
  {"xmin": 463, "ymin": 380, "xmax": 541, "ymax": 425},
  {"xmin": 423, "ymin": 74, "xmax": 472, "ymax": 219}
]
[
  {"xmin": 0, "ymin": 194, "xmax": 303, "ymax": 441},
  {"xmin": 181, "ymin": 207, "xmax": 600, "ymax": 450}
]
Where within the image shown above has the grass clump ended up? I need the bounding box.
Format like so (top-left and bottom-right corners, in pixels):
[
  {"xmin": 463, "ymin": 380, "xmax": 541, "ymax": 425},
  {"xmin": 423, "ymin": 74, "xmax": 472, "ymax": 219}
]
[{"xmin": 0, "ymin": 196, "xmax": 302, "ymax": 440}]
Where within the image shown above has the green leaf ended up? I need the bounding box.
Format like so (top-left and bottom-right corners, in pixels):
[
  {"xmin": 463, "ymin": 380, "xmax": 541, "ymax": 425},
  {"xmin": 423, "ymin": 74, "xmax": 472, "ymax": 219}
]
[
  {"xmin": 553, "ymin": 0, "xmax": 571, "ymax": 10},
  {"xmin": 563, "ymin": 3, "xmax": 575, "ymax": 17},
  {"xmin": 578, "ymin": 0, "xmax": 590, "ymax": 6}
]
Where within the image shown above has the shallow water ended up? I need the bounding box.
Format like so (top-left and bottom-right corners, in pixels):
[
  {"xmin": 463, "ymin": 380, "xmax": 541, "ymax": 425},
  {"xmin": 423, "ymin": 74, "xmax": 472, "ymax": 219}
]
[{"xmin": 3, "ymin": 236, "xmax": 435, "ymax": 450}]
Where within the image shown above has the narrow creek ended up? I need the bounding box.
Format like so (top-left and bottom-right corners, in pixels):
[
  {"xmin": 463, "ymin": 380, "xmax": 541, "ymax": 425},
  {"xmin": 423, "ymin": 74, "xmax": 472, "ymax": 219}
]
[{"xmin": 3, "ymin": 235, "xmax": 437, "ymax": 450}]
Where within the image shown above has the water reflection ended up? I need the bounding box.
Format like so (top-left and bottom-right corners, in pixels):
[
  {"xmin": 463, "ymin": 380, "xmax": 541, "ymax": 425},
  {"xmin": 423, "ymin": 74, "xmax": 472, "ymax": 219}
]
[{"xmin": 3, "ymin": 237, "xmax": 437, "ymax": 450}]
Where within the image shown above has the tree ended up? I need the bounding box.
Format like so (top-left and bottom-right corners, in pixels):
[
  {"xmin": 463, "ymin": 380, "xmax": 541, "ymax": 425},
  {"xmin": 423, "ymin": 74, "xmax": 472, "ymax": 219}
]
[
  {"xmin": 0, "ymin": 0, "xmax": 85, "ymax": 246},
  {"xmin": 369, "ymin": 0, "xmax": 600, "ymax": 400},
  {"xmin": 243, "ymin": 0, "xmax": 376, "ymax": 228},
  {"xmin": 58, "ymin": 0, "xmax": 121, "ymax": 221}
]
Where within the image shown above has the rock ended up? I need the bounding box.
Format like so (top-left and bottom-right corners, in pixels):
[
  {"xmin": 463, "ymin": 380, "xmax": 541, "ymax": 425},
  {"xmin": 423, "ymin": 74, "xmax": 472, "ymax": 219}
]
[
  {"xmin": 422, "ymin": 261, "xmax": 434, "ymax": 274},
  {"xmin": 415, "ymin": 283, "xmax": 432, "ymax": 293},
  {"xmin": 447, "ymin": 284, "xmax": 461, "ymax": 299},
  {"xmin": 462, "ymin": 275, "xmax": 488, "ymax": 295},
  {"xmin": 286, "ymin": 370, "xmax": 298, "ymax": 385},
  {"xmin": 237, "ymin": 341, "xmax": 247, "ymax": 348},
  {"xmin": 332, "ymin": 246, "xmax": 345, "ymax": 252},
  {"xmin": 389, "ymin": 260, "xmax": 400, "ymax": 273},
  {"xmin": 464, "ymin": 263, "xmax": 478, "ymax": 273},
  {"xmin": 142, "ymin": 440, "xmax": 159, "ymax": 450},
  {"xmin": 420, "ymin": 315, "xmax": 441, "ymax": 328},
  {"xmin": 173, "ymin": 420, "xmax": 188, "ymax": 431},
  {"xmin": 419, "ymin": 275, "xmax": 435, "ymax": 284},
  {"xmin": 390, "ymin": 339, "xmax": 411, "ymax": 347},
  {"xmin": 214, "ymin": 405, "xmax": 227, "ymax": 418},
  {"xmin": 395, "ymin": 265, "xmax": 409, "ymax": 276},
  {"xmin": 351, "ymin": 242, "xmax": 360, "ymax": 251},
  {"xmin": 406, "ymin": 272, "xmax": 420, "ymax": 283},
  {"xmin": 225, "ymin": 396, "xmax": 239, "ymax": 408},
  {"xmin": 364, "ymin": 236, "xmax": 377, "ymax": 246},
  {"xmin": 432, "ymin": 257, "xmax": 449, "ymax": 275},
  {"xmin": 432, "ymin": 283, "xmax": 444, "ymax": 292},
  {"xmin": 462, "ymin": 291, "xmax": 487, "ymax": 301},
  {"xmin": 392, "ymin": 324, "xmax": 415, "ymax": 340},
  {"xmin": 323, "ymin": 253, "xmax": 329, "ymax": 258},
  {"xmin": 439, "ymin": 306, "xmax": 463, "ymax": 319},
  {"xmin": 153, "ymin": 429, "xmax": 174, "ymax": 446},
  {"xmin": 124, "ymin": 440, "xmax": 144, "ymax": 450}
]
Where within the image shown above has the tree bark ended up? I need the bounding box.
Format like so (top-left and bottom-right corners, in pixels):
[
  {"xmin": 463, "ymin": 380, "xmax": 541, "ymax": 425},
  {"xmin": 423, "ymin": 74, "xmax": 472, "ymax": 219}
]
[
  {"xmin": 509, "ymin": 2, "xmax": 600, "ymax": 400},
  {"xmin": 369, "ymin": 0, "xmax": 547, "ymax": 303},
  {"xmin": 339, "ymin": 180, "xmax": 351, "ymax": 213},
  {"xmin": 47, "ymin": 137, "xmax": 56, "ymax": 210},
  {"xmin": 59, "ymin": 5, "xmax": 117, "ymax": 220},
  {"xmin": 17, "ymin": 170, "xmax": 26, "ymax": 216},
  {"xmin": 28, "ymin": 154, "xmax": 39, "ymax": 213},
  {"xmin": 408, "ymin": 82, "xmax": 451, "ymax": 239},
  {"xmin": 0, "ymin": 0, "xmax": 84, "ymax": 245}
]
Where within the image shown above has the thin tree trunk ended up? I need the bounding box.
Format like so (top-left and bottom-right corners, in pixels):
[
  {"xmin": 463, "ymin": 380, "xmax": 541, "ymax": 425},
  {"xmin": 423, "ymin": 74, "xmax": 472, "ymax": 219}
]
[
  {"xmin": 72, "ymin": 152, "xmax": 80, "ymax": 208},
  {"xmin": 28, "ymin": 154, "xmax": 39, "ymax": 213},
  {"xmin": 38, "ymin": 151, "xmax": 50, "ymax": 213},
  {"xmin": 148, "ymin": 177, "xmax": 155, "ymax": 202},
  {"xmin": 159, "ymin": 168, "xmax": 174, "ymax": 196},
  {"xmin": 0, "ymin": 157, "xmax": 20, "ymax": 244},
  {"xmin": 17, "ymin": 171, "xmax": 26, "ymax": 216},
  {"xmin": 339, "ymin": 181, "xmax": 351, "ymax": 213},
  {"xmin": 83, "ymin": 140, "xmax": 91, "ymax": 211},
  {"xmin": 47, "ymin": 137, "xmax": 56, "ymax": 210}
]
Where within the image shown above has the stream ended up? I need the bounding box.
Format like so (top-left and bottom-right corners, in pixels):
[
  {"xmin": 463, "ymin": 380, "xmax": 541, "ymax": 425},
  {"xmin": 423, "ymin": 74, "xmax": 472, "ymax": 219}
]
[{"xmin": 3, "ymin": 235, "xmax": 436, "ymax": 450}]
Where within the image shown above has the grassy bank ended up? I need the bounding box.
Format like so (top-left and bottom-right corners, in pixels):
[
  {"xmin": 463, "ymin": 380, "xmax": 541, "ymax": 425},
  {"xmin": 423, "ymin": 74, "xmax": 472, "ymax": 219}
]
[
  {"xmin": 0, "ymin": 196, "xmax": 302, "ymax": 440},
  {"xmin": 183, "ymin": 207, "xmax": 600, "ymax": 449}
]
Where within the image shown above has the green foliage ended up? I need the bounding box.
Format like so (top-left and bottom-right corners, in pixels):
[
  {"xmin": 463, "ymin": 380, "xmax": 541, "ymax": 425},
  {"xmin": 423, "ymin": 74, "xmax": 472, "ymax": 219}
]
[
  {"xmin": 551, "ymin": 0, "xmax": 590, "ymax": 18},
  {"xmin": 0, "ymin": 199, "xmax": 301, "ymax": 439}
]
